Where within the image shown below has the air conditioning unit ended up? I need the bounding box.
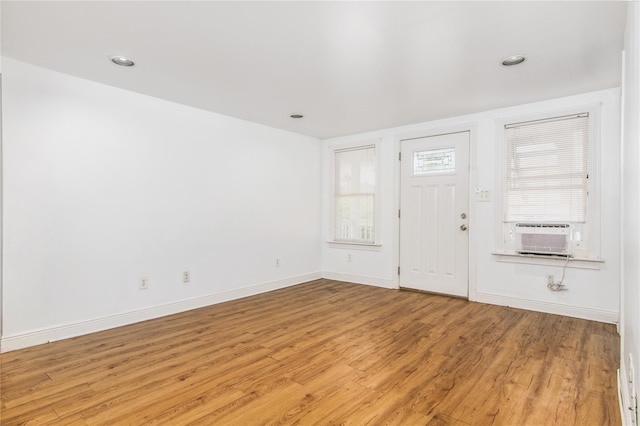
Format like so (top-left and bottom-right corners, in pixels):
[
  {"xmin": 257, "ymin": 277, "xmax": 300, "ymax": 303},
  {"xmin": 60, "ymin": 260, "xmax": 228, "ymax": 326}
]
[{"xmin": 514, "ymin": 223, "xmax": 571, "ymax": 256}]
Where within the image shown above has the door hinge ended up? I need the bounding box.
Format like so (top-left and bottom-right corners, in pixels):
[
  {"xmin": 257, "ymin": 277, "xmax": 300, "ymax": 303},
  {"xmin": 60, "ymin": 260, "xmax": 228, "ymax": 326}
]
[
  {"xmin": 398, "ymin": 266, "xmax": 400, "ymax": 275},
  {"xmin": 398, "ymin": 209, "xmax": 401, "ymax": 218},
  {"xmin": 399, "ymin": 152, "xmax": 402, "ymax": 161}
]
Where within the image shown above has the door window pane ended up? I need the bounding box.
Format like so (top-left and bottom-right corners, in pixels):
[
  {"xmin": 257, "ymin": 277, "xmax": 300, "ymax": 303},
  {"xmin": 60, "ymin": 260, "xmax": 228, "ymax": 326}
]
[{"xmin": 413, "ymin": 148, "xmax": 455, "ymax": 175}]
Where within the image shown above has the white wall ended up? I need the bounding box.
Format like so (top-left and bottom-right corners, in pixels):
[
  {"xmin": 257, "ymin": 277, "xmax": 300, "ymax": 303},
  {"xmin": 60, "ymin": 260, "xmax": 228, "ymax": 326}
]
[
  {"xmin": 1, "ymin": 58, "xmax": 322, "ymax": 351},
  {"xmin": 620, "ymin": 2, "xmax": 640, "ymax": 424},
  {"xmin": 322, "ymin": 88, "xmax": 621, "ymax": 323},
  {"xmin": 1, "ymin": 0, "xmax": 4, "ymax": 341},
  {"xmin": 1, "ymin": 55, "xmax": 624, "ymax": 353}
]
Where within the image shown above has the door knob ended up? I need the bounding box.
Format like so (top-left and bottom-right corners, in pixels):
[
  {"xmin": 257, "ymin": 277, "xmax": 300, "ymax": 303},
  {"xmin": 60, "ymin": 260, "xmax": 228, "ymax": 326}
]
[{"xmin": 460, "ymin": 224, "xmax": 468, "ymax": 231}]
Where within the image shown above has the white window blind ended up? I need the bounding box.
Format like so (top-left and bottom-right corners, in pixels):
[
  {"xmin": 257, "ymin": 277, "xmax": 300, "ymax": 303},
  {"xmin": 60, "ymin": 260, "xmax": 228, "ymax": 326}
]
[
  {"xmin": 505, "ymin": 113, "xmax": 589, "ymax": 223},
  {"xmin": 334, "ymin": 145, "xmax": 376, "ymax": 243}
]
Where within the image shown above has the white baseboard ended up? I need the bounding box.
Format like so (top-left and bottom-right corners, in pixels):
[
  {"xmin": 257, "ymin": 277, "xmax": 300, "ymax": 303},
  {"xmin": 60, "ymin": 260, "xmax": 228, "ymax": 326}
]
[
  {"xmin": 619, "ymin": 355, "xmax": 639, "ymax": 426},
  {"xmin": 619, "ymin": 367, "xmax": 633, "ymax": 426},
  {"xmin": 476, "ymin": 291, "xmax": 619, "ymax": 324},
  {"xmin": 4, "ymin": 275, "xmax": 615, "ymax": 353},
  {"xmin": 0, "ymin": 272, "xmax": 322, "ymax": 353},
  {"xmin": 321, "ymin": 271, "xmax": 395, "ymax": 289}
]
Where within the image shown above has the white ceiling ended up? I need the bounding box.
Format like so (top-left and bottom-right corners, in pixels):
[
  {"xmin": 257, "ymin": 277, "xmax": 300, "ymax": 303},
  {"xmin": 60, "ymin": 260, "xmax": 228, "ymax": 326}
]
[{"xmin": 1, "ymin": 1, "xmax": 627, "ymax": 139}]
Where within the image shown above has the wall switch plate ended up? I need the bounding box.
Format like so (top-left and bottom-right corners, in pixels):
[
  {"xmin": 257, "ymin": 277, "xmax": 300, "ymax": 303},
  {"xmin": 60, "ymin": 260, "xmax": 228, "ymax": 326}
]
[
  {"xmin": 478, "ymin": 190, "xmax": 491, "ymax": 202},
  {"xmin": 140, "ymin": 278, "xmax": 148, "ymax": 290},
  {"xmin": 275, "ymin": 258, "xmax": 280, "ymax": 267}
]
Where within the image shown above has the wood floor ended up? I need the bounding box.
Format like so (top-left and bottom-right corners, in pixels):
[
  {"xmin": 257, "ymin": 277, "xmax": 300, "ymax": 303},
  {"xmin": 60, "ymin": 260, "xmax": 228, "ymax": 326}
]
[{"xmin": 0, "ymin": 279, "xmax": 620, "ymax": 425}]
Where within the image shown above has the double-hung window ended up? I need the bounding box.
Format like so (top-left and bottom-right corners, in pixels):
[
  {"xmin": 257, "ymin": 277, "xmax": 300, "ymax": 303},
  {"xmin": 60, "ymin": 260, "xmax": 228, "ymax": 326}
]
[
  {"xmin": 501, "ymin": 110, "xmax": 598, "ymax": 258},
  {"xmin": 505, "ymin": 113, "xmax": 589, "ymax": 223},
  {"xmin": 333, "ymin": 144, "xmax": 377, "ymax": 244}
]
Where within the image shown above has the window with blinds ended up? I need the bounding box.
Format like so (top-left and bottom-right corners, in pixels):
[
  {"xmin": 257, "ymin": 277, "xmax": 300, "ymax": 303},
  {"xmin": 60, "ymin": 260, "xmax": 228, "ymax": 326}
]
[
  {"xmin": 334, "ymin": 145, "xmax": 376, "ymax": 243},
  {"xmin": 504, "ymin": 113, "xmax": 589, "ymax": 223}
]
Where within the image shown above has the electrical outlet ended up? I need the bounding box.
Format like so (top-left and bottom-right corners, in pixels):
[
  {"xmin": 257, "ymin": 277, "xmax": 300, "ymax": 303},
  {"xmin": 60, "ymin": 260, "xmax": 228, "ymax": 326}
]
[
  {"xmin": 183, "ymin": 271, "xmax": 190, "ymax": 283},
  {"xmin": 347, "ymin": 254, "xmax": 352, "ymax": 263},
  {"xmin": 140, "ymin": 277, "xmax": 148, "ymax": 290},
  {"xmin": 547, "ymin": 275, "xmax": 554, "ymax": 285},
  {"xmin": 275, "ymin": 258, "xmax": 280, "ymax": 268}
]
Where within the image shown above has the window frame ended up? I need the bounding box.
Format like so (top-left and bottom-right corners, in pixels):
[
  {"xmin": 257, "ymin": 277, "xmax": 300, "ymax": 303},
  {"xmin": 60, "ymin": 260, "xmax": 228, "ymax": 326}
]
[
  {"xmin": 495, "ymin": 105, "xmax": 601, "ymax": 260},
  {"xmin": 329, "ymin": 140, "xmax": 381, "ymax": 246}
]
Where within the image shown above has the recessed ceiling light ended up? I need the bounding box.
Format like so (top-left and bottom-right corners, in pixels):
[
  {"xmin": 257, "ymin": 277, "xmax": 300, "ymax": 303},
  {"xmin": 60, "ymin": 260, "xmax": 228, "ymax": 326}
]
[
  {"xmin": 501, "ymin": 55, "xmax": 526, "ymax": 66},
  {"xmin": 290, "ymin": 114, "xmax": 304, "ymax": 119},
  {"xmin": 110, "ymin": 56, "xmax": 135, "ymax": 67}
]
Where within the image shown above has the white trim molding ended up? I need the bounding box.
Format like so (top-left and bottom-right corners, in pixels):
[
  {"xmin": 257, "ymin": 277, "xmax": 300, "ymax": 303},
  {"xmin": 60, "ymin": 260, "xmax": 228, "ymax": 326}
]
[
  {"xmin": 492, "ymin": 251, "xmax": 604, "ymax": 270},
  {"xmin": 0, "ymin": 272, "xmax": 322, "ymax": 353},
  {"xmin": 476, "ymin": 291, "xmax": 618, "ymax": 323},
  {"xmin": 618, "ymin": 367, "xmax": 634, "ymax": 426},
  {"xmin": 321, "ymin": 271, "xmax": 395, "ymax": 289}
]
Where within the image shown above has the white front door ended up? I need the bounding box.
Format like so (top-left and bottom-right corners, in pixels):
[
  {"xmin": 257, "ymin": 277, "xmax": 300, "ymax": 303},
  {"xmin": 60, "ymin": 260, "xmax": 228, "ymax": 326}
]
[{"xmin": 399, "ymin": 131, "xmax": 470, "ymax": 297}]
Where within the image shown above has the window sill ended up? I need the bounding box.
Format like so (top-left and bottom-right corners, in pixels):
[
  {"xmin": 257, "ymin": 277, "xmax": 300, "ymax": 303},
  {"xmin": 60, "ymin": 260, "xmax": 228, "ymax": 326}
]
[
  {"xmin": 491, "ymin": 251, "xmax": 604, "ymax": 270},
  {"xmin": 327, "ymin": 241, "xmax": 382, "ymax": 251}
]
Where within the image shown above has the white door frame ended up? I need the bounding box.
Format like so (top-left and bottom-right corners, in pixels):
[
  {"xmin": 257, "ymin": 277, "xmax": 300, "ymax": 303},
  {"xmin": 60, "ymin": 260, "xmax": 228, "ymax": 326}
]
[{"xmin": 393, "ymin": 123, "xmax": 479, "ymax": 301}]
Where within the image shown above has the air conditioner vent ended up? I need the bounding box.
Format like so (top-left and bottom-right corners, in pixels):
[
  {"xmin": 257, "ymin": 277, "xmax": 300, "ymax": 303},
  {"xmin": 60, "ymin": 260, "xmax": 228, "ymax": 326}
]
[{"xmin": 515, "ymin": 223, "xmax": 570, "ymax": 256}]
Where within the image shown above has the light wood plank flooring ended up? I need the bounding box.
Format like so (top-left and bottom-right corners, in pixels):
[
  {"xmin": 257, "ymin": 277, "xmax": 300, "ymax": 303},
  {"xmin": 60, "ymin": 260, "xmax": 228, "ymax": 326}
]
[{"xmin": 0, "ymin": 279, "xmax": 620, "ymax": 425}]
